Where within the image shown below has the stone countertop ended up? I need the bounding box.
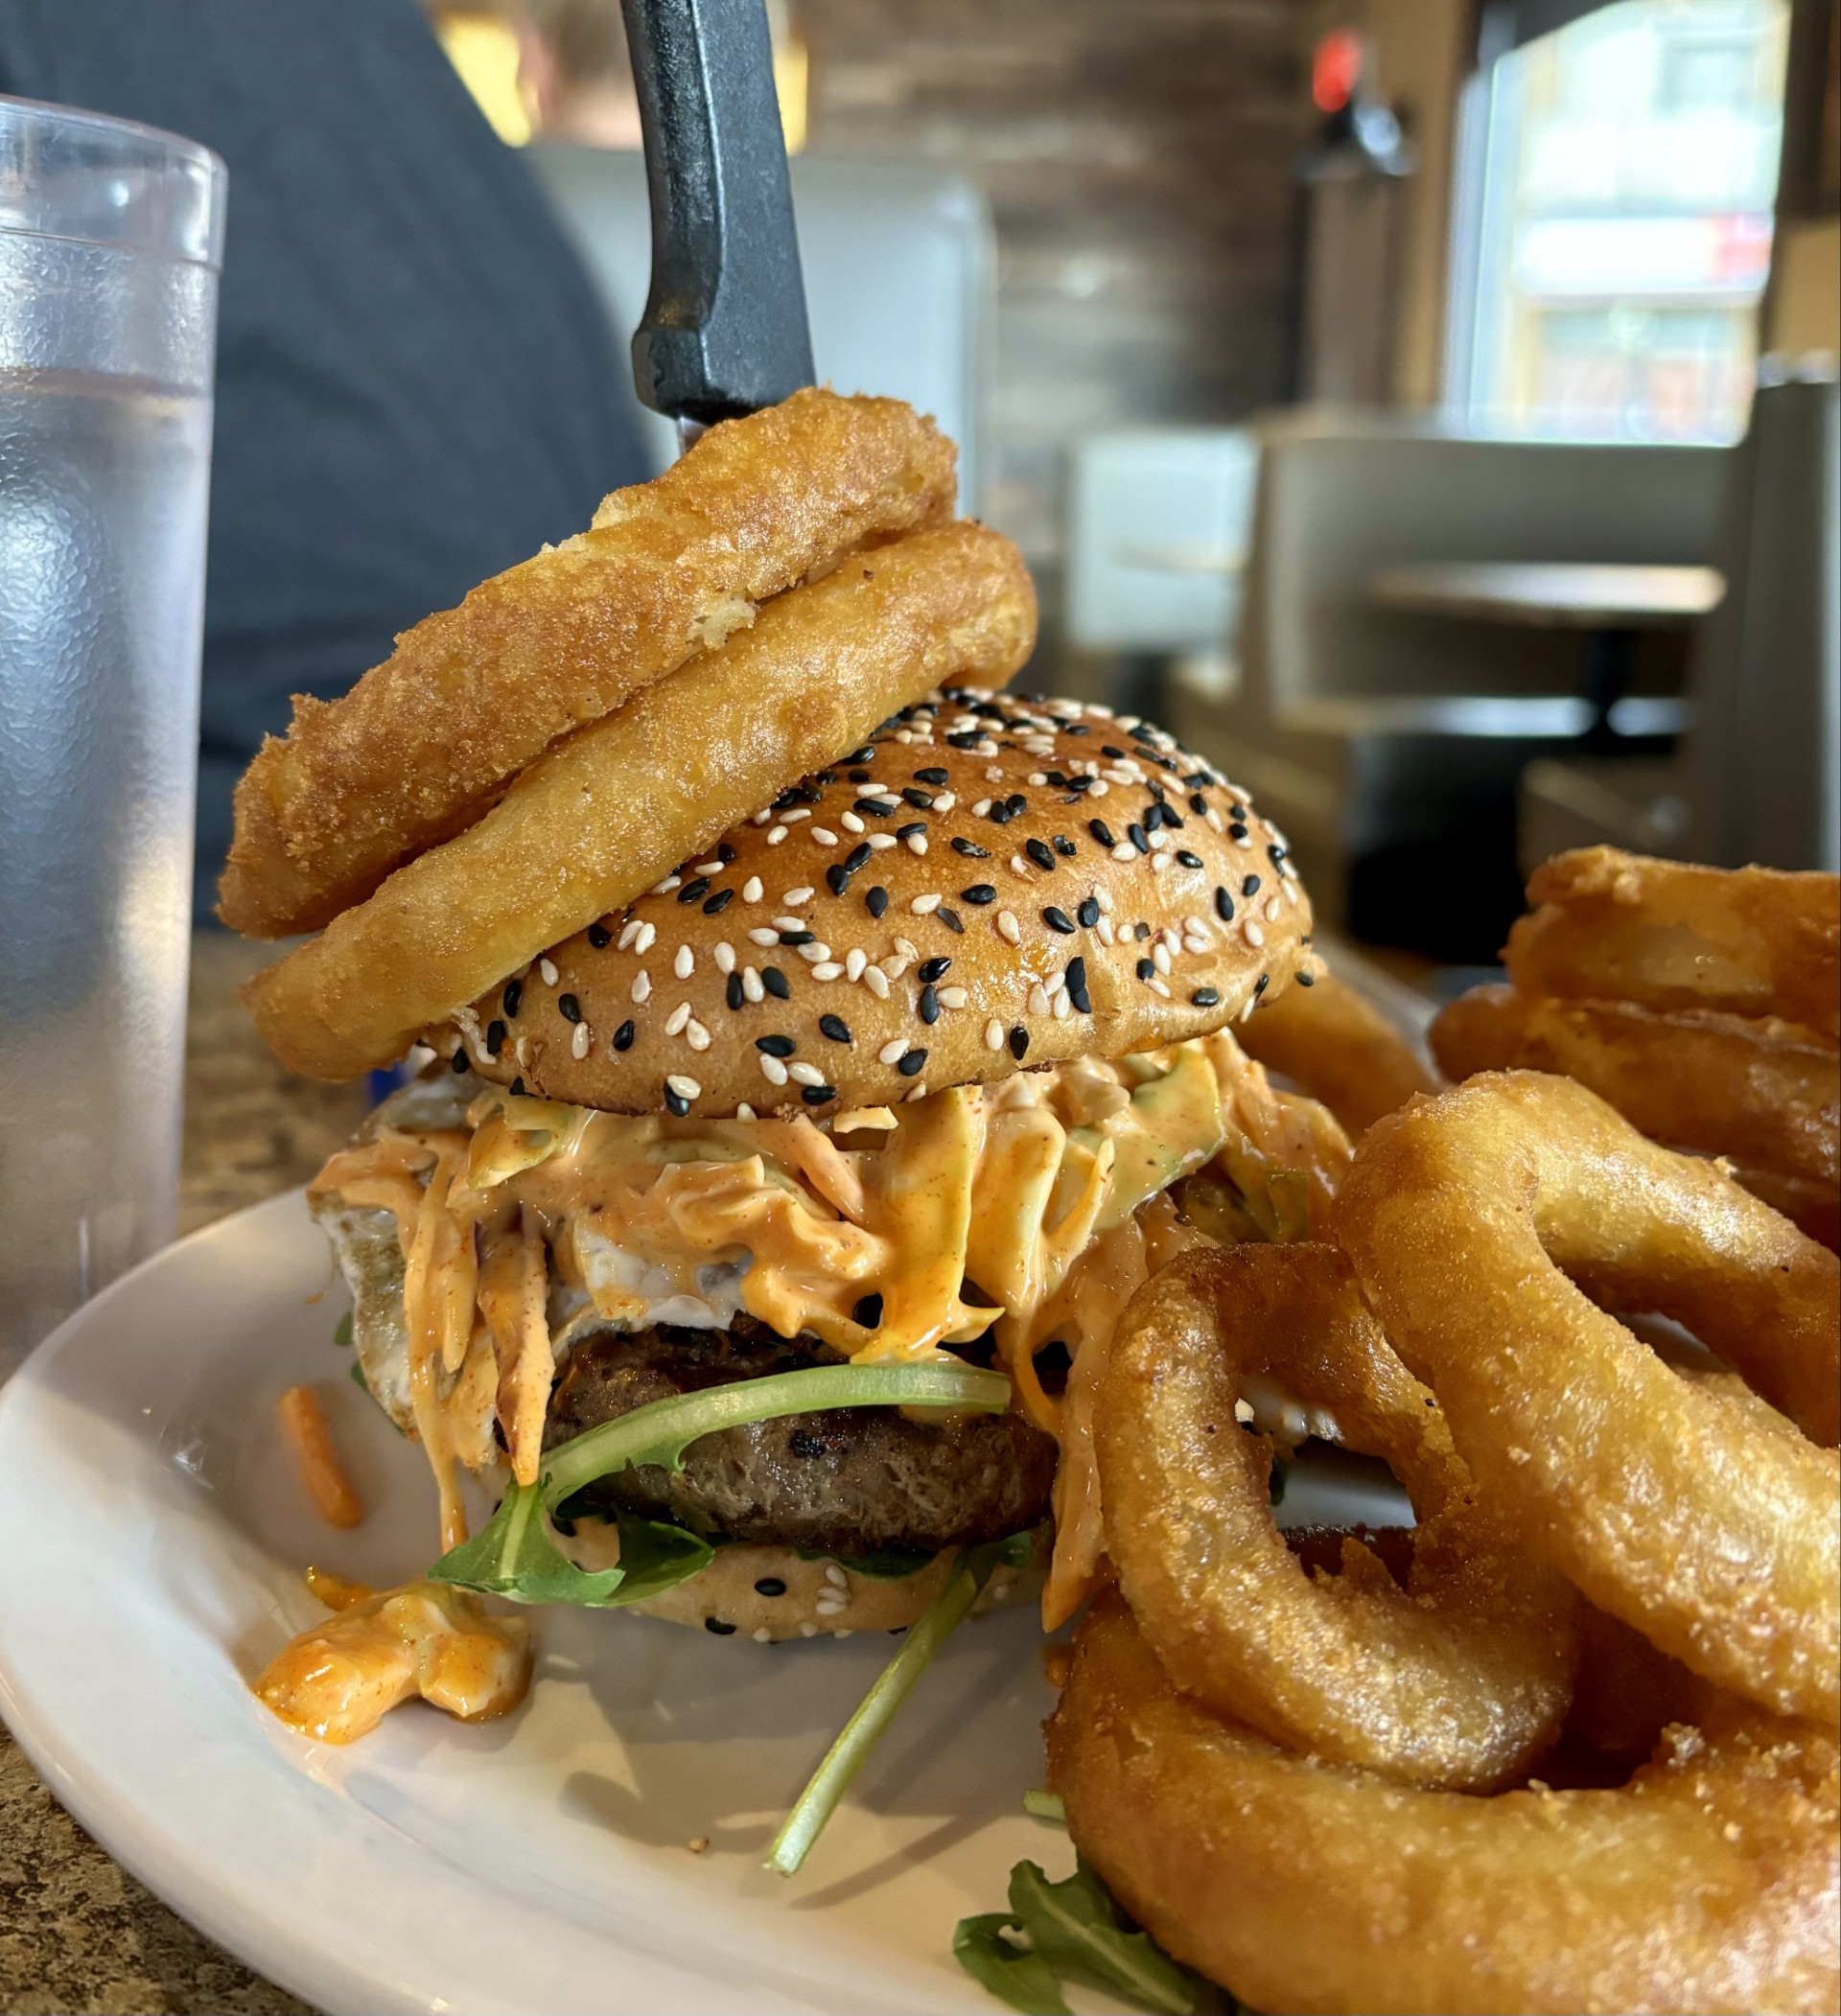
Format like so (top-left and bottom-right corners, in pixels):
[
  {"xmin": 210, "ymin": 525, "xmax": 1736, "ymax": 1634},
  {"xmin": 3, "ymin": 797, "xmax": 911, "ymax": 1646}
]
[{"xmin": 0, "ymin": 935, "xmax": 365, "ymax": 2016}]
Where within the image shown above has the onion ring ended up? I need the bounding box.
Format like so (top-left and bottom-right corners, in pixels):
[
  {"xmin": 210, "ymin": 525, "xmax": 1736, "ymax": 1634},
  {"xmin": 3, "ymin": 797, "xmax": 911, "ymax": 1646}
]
[
  {"xmin": 1432, "ymin": 985, "xmax": 1839, "ymax": 1188},
  {"xmin": 1049, "ymin": 1595, "xmax": 1841, "ymax": 2016},
  {"xmin": 1098, "ymin": 1242, "xmax": 1576, "ymax": 1790},
  {"xmin": 1505, "ymin": 846, "xmax": 1840, "ymax": 1042},
  {"xmin": 1732, "ymin": 1163, "xmax": 1840, "ymax": 1253},
  {"xmin": 245, "ymin": 521, "xmax": 1036, "ymax": 1080},
  {"xmin": 1338, "ymin": 1071, "xmax": 1840, "ymax": 1726},
  {"xmin": 1237, "ymin": 968, "xmax": 1436, "ymax": 1136},
  {"xmin": 219, "ymin": 389, "xmax": 957, "ymax": 937}
]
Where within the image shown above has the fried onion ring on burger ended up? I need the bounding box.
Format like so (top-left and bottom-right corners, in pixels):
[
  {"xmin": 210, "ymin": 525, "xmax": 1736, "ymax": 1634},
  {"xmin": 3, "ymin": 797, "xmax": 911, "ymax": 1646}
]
[
  {"xmin": 220, "ymin": 390, "xmax": 957, "ymax": 937},
  {"xmin": 1505, "ymin": 846, "xmax": 1840, "ymax": 1042},
  {"xmin": 1339, "ymin": 1071, "xmax": 1840, "ymax": 1726},
  {"xmin": 245, "ymin": 521, "xmax": 1036, "ymax": 1080},
  {"xmin": 1097, "ymin": 1243, "xmax": 1576, "ymax": 1790},
  {"xmin": 1433, "ymin": 985, "xmax": 1839, "ymax": 1189},
  {"xmin": 1236, "ymin": 967, "xmax": 1435, "ymax": 1136},
  {"xmin": 1049, "ymin": 1596, "xmax": 1841, "ymax": 2016}
]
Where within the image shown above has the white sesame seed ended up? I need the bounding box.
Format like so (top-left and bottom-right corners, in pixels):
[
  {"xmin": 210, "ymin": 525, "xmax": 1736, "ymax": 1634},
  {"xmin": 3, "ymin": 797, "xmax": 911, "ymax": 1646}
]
[
  {"xmin": 997, "ymin": 911, "xmax": 1022, "ymax": 945},
  {"xmin": 784, "ymin": 887, "xmax": 814, "ymax": 906},
  {"xmin": 815, "ymin": 1599, "xmax": 846, "ymax": 1617},
  {"xmin": 1028, "ymin": 984, "xmax": 1050, "ymax": 1016},
  {"xmin": 863, "ymin": 965, "xmax": 890, "ymax": 1000},
  {"xmin": 666, "ymin": 1074, "xmax": 701, "ymax": 1101},
  {"xmin": 799, "ymin": 1621, "xmax": 818, "ymax": 1638},
  {"xmin": 906, "ymin": 834, "xmax": 927, "ymax": 855},
  {"xmin": 1112, "ymin": 842, "xmax": 1135, "ymax": 863},
  {"xmin": 812, "ymin": 962, "xmax": 844, "ymax": 980},
  {"xmin": 845, "ymin": 948, "xmax": 867, "ymax": 981},
  {"xmin": 1097, "ymin": 916, "xmax": 1116, "ymax": 945},
  {"xmin": 824, "ymin": 1564, "xmax": 849, "ymax": 1587},
  {"xmin": 910, "ymin": 892, "xmax": 942, "ymax": 915},
  {"xmin": 811, "ymin": 827, "xmax": 839, "ymax": 846},
  {"xmin": 1244, "ymin": 919, "xmax": 1266, "ymax": 948},
  {"xmin": 781, "ymin": 807, "xmax": 811, "ymax": 823},
  {"xmin": 1205, "ymin": 807, "xmax": 1223, "ymax": 832},
  {"xmin": 1235, "ymin": 830, "xmax": 1254, "ymax": 850},
  {"xmin": 1028, "ymin": 773, "xmax": 1048, "ymax": 786},
  {"xmin": 1150, "ymin": 977, "xmax": 1172, "ymax": 998},
  {"xmin": 752, "ymin": 808, "xmax": 774, "ymax": 825},
  {"xmin": 933, "ymin": 791, "xmax": 956, "ymax": 812},
  {"xmin": 984, "ymin": 766, "xmax": 1005, "ymax": 782},
  {"xmin": 1096, "ymin": 886, "xmax": 1114, "ymax": 915},
  {"xmin": 1088, "ymin": 778, "xmax": 1109, "ymax": 797},
  {"xmin": 571, "ymin": 1022, "xmax": 592, "ymax": 1058},
  {"xmin": 714, "ymin": 941, "xmax": 735, "ymax": 974},
  {"xmin": 736, "ymin": 1102, "xmax": 757, "ymax": 1121},
  {"xmin": 759, "ymin": 1054, "xmax": 788, "ymax": 1086},
  {"xmin": 664, "ymin": 1001, "xmax": 691, "ymax": 1036},
  {"xmin": 1149, "ymin": 852, "xmax": 1170, "ymax": 873},
  {"xmin": 1053, "ymin": 989, "xmax": 1072, "ymax": 1021},
  {"xmin": 1046, "ymin": 971, "xmax": 1066, "ymax": 998},
  {"xmin": 693, "ymin": 859, "xmax": 722, "ymax": 875},
  {"xmin": 796, "ymin": 941, "xmax": 830, "ymax": 963},
  {"xmin": 1240, "ymin": 995, "xmax": 1259, "ymax": 1022},
  {"xmin": 867, "ymin": 833, "xmax": 897, "ymax": 850},
  {"xmin": 674, "ymin": 945, "xmax": 695, "ymax": 979},
  {"xmin": 840, "ymin": 811, "xmax": 865, "ymax": 833},
  {"xmin": 686, "ymin": 1019, "xmax": 711, "ymax": 1050},
  {"xmin": 972, "ymin": 799, "xmax": 993, "ymax": 817},
  {"xmin": 742, "ymin": 966, "xmax": 764, "ymax": 1003},
  {"xmin": 748, "ymin": 927, "xmax": 780, "ymax": 947},
  {"xmin": 773, "ymin": 915, "xmax": 805, "ymax": 933},
  {"xmin": 1153, "ymin": 944, "xmax": 1172, "ymax": 974},
  {"xmin": 635, "ymin": 922, "xmax": 656, "ymax": 955},
  {"xmin": 539, "ymin": 958, "xmax": 559, "ymax": 986},
  {"xmin": 650, "ymin": 876, "xmax": 681, "ymax": 896},
  {"xmin": 752, "ymin": 1626, "xmax": 772, "ymax": 1643},
  {"xmin": 896, "ymin": 937, "xmax": 920, "ymax": 961},
  {"xmin": 742, "ymin": 876, "xmax": 764, "ymax": 903},
  {"xmin": 632, "ymin": 970, "xmax": 652, "ymax": 1004},
  {"xmin": 789, "ymin": 1062, "xmax": 826, "ymax": 1088},
  {"xmin": 1266, "ymin": 896, "xmax": 1282, "ymax": 922},
  {"xmin": 902, "ymin": 1086, "xmax": 926, "ymax": 1105},
  {"xmin": 937, "ymin": 986, "xmax": 967, "ymax": 1009},
  {"xmin": 986, "ymin": 1017, "xmax": 1005, "ymax": 1051},
  {"xmin": 878, "ymin": 1037, "xmax": 908, "ymax": 1064},
  {"xmin": 618, "ymin": 919, "xmax": 642, "ymax": 950},
  {"xmin": 767, "ymin": 825, "xmax": 788, "ymax": 846},
  {"xmin": 1010, "ymin": 854, "xmax": 1030, "ymax": 877}
]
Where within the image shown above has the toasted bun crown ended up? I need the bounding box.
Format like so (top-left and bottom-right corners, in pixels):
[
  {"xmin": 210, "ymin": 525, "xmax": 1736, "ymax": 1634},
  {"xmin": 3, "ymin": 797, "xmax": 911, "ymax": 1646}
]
[{"xmin": 437, "ymin": 691, "xmax": 1314, "ymax": 1115}]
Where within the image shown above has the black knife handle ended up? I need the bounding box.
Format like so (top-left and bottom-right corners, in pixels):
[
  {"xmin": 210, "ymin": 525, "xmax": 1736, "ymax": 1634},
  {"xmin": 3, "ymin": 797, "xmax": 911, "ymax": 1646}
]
[{"xmin": 620, "ymin": 0, "xmax": 815, "ymax": 425}]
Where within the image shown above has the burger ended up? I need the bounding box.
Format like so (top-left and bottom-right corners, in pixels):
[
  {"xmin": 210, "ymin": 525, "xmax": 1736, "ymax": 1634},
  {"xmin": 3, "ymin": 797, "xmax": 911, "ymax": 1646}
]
[{"xmin": 304, "ymin": 689, "xmax": 1322, "ymax": 1642}]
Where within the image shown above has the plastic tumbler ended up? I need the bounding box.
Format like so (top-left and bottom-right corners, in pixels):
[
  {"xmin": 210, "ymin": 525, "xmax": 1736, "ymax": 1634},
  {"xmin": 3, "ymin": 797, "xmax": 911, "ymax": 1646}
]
[{"xmin": 0, "ymin": 97, "xmax": 225, "ymax": 1371}]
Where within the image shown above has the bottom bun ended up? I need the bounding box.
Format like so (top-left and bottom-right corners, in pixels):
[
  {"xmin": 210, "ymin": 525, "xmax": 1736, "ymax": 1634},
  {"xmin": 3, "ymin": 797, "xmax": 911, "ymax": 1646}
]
[{"xmin": 566, "ymin": 1519, "xmax": 1048, "ymax": 1640}]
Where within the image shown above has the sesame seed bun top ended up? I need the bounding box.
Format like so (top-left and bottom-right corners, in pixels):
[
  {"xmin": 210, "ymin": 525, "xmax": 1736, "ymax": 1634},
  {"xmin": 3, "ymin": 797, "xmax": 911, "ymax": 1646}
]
[{"xmin": 432, "ymin": 688, "xmax": 1316, "ymax": 1116}]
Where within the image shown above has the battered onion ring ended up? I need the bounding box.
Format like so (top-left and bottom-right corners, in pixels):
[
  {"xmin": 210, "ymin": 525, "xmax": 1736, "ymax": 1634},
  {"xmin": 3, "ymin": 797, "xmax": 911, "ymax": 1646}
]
[
  {"xmin": 1098, "ymin": 1243, "xmax": 1576, "ymax": 1790},
  {"xmin": 1237, "ymin": 968, "xmax": 1436, "ymax": 1136},
  {"xmin": 1338, "ymin": 1072, "xmax": 1840, "ymax": 1726},
  {"xmin": 219, "ymin": 389, "xmax": 957, "ymax": 937},
  {"xmin": 1049, "ymin": 1596, "xmax": 1841, "ymax": 2016},
  {"xmin": 1433, "ymin": 985, "xmax": 1839, "ymax": 1188},
  {"xmin": 245, "ymin": 521, "xmax": 1036, "ymax": 1080},
  {"xmin": 1733, "ymin": 1163, "xmax": 1840, "ymax": 1254},
  {"xmin": 1505, "ymin": 846, "xmax": 1840, "ymax": 1042}
]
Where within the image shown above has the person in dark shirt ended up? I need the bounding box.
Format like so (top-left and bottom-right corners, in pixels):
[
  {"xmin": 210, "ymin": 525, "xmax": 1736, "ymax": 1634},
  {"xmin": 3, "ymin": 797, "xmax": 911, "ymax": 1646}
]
[{"xmin": 0, "ymin": 0, "xmax": 646, "ymax": 915}]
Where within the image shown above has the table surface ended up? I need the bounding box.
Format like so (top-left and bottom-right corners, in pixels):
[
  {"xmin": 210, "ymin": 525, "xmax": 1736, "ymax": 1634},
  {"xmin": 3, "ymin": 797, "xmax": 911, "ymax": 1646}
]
[{"xmin": 1366, "ymin": 560, "xmax": 1725, "ymax": 628}]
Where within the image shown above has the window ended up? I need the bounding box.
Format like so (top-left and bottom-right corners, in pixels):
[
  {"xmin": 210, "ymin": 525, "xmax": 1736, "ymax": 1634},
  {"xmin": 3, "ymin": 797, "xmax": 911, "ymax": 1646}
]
[{"xmin": 1448, "ymin": 0, "xmax": 1789, "ymax": 440}]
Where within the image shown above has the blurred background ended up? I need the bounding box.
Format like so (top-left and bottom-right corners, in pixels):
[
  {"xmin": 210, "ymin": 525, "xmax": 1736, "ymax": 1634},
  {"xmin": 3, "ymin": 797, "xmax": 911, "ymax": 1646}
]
[{"xmin": 11, "ymin": 0, "xmax": 1834, "ymax": 964}]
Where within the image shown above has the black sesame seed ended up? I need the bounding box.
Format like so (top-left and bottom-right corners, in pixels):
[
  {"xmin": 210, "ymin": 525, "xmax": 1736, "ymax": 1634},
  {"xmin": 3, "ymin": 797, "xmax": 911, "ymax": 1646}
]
[
  {"xmin": 918, "ymin": 956, "xmax": 952, "ymax": 982},
  {"xmin": 1254, "ymin": 972, "xmax": 1271, "ymax": 996},
  {"xmin": 557, "ymin": 993, "xmax": 581, "ymax": 1024},
  {"xmin": 1009, "ymin": 1026, "xmax": 1029, "ymax": 1059},
  {"xmin": 780, "ymin": 930, "xmax": 816, "ymax": 947},
  {"xmin": 754, "ymin": 1577, "xmax": 788, "ymax": 1597},
  {"xmin": 845, "ymin": 842, "xmax": 873, "ymax": 872},
  {"xmin": 819, "ymin": 1014, "xmax": 852, "ymax": 1044},
  {"xmin": 1078, "ymin": 896, "xmax": 1100, "ymax": 927},
  {"xmin": 852, "ymin": 1292, "xmax": 883, "ymax": 1327},
  {"xmin": 757, "ymin": 1033, "xmax": 796, "ymax": 1056},
  {"xmin": 762, "ymin": 967, "xmax": 791, "ymax": 999},
  {"xmin": 815, "ymin": 770, "xmax": 838, "ymax": 785},
  {"xmin": 919, "ymin": 985, "xmax": 940, "ymax": 1025},
  {"xmin": 1215, "ymin": 887, "xmax": 1235, "ymax": 921},
  {"xmin": 1177, "ymin": 850, "xmax": 1203, "ymax": 869},
  {"xmin": 726, "ymin": 973, "xmax": 744, "ymax": 1010},
  {"xmin": 946, "ymin": 730, "xmax": 983, "ymax": 749},
  {"xmin": 914, "ymin": 768, "xmax": 948, "ymax": 786},
  {"xmin": 1043, "ymin": 770, "xmax": 1068, "ymax": 788},
  {"xmin": 1135, "ymin": 921, "xmax": 1153, "ymax": 940},
  {"xmin": 1102, "ymin": 744, "xmax": 1127, "ymax": 759},
  {"xmin": 1043, "ymin": 906, "xmax": 1076, "ymax": 935},
  {"xmin": 1242, "ymin": 873, "xmax": 1262, "ymax": 897},
  {"xmin": 664, "ymin": 1081, "xmax": 690, "ymax": 1118},
  {"xmin": 502, "ymin": 979, "xmax": 523, "ymax": 1019},
  {"xmin": 509, "ymin": 1076, "xmax": 526, "ymax": 1096},
  {"xmin": 950, "ymin": 837, "xmax": 989, "ymax": 858},
  {"xmin": 717, "ymin": 842, "xmax": 737, "ymax": 865},
  {"xmin": 1066, "ymin": 957, "xmax": 1091, "ymax": 1013},
  {"xmin": 1127, "ymin": 823, "xmax": 1150, "ymax": 854},
  {"xmin": 1269, "ymin": 841, "xmax": 1288, "ymax": 865},
  {"xmin": 1066, "ymin": 776, "xmax": 1093, "ymax": 794},
  {"xmin": 1295, "ymin": 970, "xmax": 1316, "ymax": 987},
  {"xmin": 849, "ymin": 768, "xmax": 874, "ymax": 784},
  {"xmin": 901, "ymin": 787, "xmax": 935, "ymax": 809},
  {"xmin": 1161, "ymin": 805, "xmax": 1185, "ymax": 827},
  {"xmin": 704, "ymin": 1616, "xmax": 737, "ymax": 1634},
  {"xmin": 677, "ymin": 877, "xmax": 711, "ymax": 904},
  {"xmin": 1088, "ymin": 819, "xmax": 1115, "ymax": 847},
  {"xmin": 961, "ymin": 884, "xmax": 996, "ymax": 905},
  {"xmin": 866, "ymin": 887, "xmax": 889, "ymax": 919},
  {"xmin": 855, "ymin": 797, "xmax": 897, "ymax": 817},
  {"xmin": 451, "ymin": 1048, "xmax": 471, "ymax": 1073},
  {"xmin": 1137, "ymin": 957, "xmax": 1156, "ymax": 981},
  {"xmin": 614, "ymin": 1020, "xmax": 635, "ymax": 1052},
  {"xmin": 987, "ymin": 801, "xmax": 1013, "ymax": 825},
  {"xmin": 897, "ymin": 1049, "xmax": 927, "ymax": 1077},
  {"xmin": 1006, "ymin": 794, "xmax": 1027, "ymax": 817},
  {"xmin": 587, "ymin": 922, "xmax": 612, "ymax": 949},
  {"xmin": 1053, "ymin": 834, "xmax": 1078, "ymax": 856},
  {"xmin": 1191, "ymin": 986, "xmax": 1221, "ymax": 1008},
  {"xmin": 897, "ymin": 821, "xmax": 926, "ymax": 839},
  {"xmin": 1065, "ymin": 722, "xmax": 1089, "ymax": 735},
  {"xmin": 826, "ymin": 864, "xmax": 851, "ymax": 896},
  {"xmin": 1229, "ymin": 823, "xmax": 1249, "ymax": 843},
  {"xmin": 1143, "ymin": 801, "xmax": 1164, "ymax": 831},
  {"xmin": 1190, "ymin": 792, "xmax": 1208, "ymax": 815},
  {"xmin": 1025, "ymin": 837, "xmax": 1056, "ymax": 872},
  {"xmin": 847, "ymin": 746, "xmax": 876, "ymax": 765},
  {"xmin": 801, "ymin": 1083, "xmax": 835, "ymax": 1106},
  {"xmin": 703, "ymin": 888, "xmax": 734, "ymax": 915},
  {"xmin": 485, "ymin": 1017, "xmax": 507, "ymax": 1055},
  {"xmin": 938, "ymin": 907, "xmax": 964, "ymax": 934}
]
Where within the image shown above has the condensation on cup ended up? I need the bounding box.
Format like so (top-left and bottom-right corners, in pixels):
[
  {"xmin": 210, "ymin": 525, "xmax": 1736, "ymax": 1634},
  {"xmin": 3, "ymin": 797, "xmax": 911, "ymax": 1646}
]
[{"xmin": 0, "ymin": 97, "xmax": 225, "ymax": 1370}]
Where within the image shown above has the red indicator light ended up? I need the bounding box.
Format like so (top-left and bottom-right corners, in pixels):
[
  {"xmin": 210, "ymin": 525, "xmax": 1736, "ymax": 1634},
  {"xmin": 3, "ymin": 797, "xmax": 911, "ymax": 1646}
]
[{"xmin": 1313, "ymin": 29, "xmax": 1362, "ymax": 113}]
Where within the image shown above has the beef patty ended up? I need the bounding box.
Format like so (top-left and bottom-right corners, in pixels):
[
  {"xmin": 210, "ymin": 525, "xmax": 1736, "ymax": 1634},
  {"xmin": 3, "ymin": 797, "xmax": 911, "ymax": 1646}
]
[{"xmin": 545, "ymin": 1318, "xmax": 1057, "ymax": 1556}]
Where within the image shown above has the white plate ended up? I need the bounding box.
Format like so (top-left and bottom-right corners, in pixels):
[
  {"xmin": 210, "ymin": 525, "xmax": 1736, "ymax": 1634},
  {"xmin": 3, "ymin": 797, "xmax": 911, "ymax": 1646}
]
[{"xmin": 0, "ymin": 1187, "xmax": 1403, "ymax": 2015}]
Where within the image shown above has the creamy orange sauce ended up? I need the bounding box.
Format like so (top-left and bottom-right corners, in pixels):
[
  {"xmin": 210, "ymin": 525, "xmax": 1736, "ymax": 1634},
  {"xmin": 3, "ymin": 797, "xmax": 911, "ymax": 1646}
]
[{"xmin": 253, "ymin": 1575, "xmax": 531, "ymax": 1744}]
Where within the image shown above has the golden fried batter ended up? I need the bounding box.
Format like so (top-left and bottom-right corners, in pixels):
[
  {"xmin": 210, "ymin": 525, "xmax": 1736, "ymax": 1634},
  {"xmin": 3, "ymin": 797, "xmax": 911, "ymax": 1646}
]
[{"xmin": 219, "ymin": 390, "xmax": 957, "ymax": 936}]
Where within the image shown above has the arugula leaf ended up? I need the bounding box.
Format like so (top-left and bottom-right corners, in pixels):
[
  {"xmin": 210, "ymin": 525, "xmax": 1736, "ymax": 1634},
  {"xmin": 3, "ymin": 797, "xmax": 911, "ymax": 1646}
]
[
  {"xmin": 794, "ymin": 1542, "xmax": 936, "ymax": 1582},
  {"xmin": 429, "ymin": 1359, "xmax": 1009, "ymax": 1609},
  {"xmin": 764, "ymin": 1534, "xmax": 1015, "ymax": 1876},
  {"xmin": 952, "ymin": 1913, "xmax": 1070, "ymax": 2016},
  {"xmin": 1022, "ymin": 1789, "xmax": 1065, "ymax": 1824},
  {"xmin": 1009, "ymin": 1860, "xmax": 1204, "ymax": 2015},
  {"xmin": 333, "ymin": 1311, "xmax": 354, "ymax": 1350}
]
